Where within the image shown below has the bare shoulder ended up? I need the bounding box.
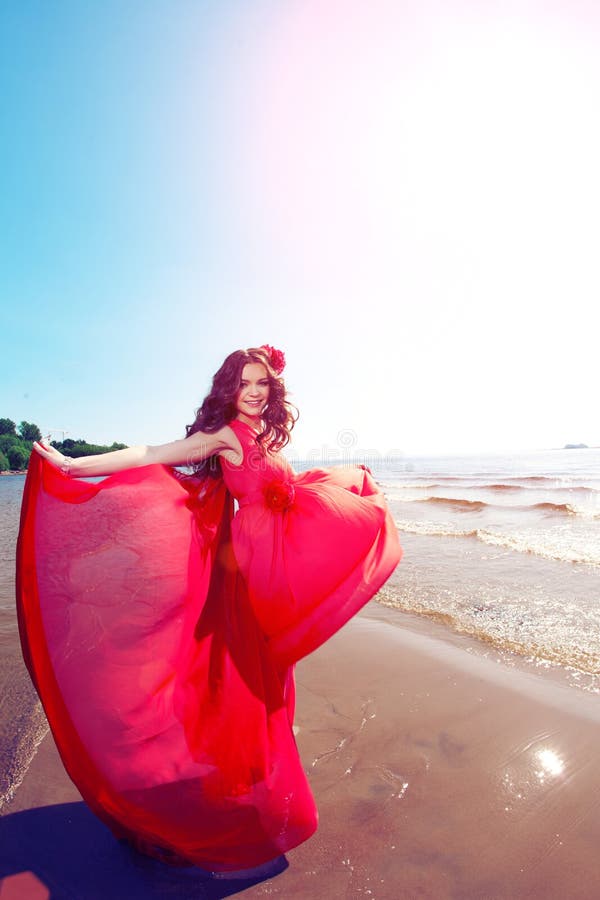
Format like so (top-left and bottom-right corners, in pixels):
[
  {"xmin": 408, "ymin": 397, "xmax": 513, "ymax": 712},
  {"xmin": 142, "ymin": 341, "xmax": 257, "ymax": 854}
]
[{"xmin": 180, "ymin": 424, "xmax": 244, "ymax": 468}]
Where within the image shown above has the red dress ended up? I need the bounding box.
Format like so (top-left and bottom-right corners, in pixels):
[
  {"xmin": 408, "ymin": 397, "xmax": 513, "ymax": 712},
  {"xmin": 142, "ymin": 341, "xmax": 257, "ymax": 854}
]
[{"xmin": 16, "ymin": 419, "xmax": 401, "ymax": 872}]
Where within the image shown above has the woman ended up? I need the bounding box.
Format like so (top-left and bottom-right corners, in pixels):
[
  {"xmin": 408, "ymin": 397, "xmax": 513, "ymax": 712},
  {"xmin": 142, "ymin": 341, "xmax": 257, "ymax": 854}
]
[{"xmin": 17, "ymin": 344, "xmax": 402, "ymax": 873}]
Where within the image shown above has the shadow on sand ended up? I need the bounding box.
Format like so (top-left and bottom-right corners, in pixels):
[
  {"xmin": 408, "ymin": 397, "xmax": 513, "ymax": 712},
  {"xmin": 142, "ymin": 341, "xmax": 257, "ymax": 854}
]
[{"xmin": 0, "ymin": 801, "xmax": 288, "ymax": 899}]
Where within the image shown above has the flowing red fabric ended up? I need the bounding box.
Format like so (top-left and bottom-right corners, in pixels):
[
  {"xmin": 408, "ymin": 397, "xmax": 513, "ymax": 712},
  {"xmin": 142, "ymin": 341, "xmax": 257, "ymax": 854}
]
[{"xmin": 16, "ymin": 420, "xmax": 402, "ymax": 871}]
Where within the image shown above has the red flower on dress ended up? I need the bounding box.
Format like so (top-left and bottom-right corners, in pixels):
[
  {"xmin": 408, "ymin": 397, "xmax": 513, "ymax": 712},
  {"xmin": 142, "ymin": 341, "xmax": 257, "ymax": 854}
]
[
  {"xmin": 260, "ymin": 344, "xmax": 286, "ymax": 375},
  {"xmin": 263, "ymin": 478, "xmax": 295, "ymax": 512}
]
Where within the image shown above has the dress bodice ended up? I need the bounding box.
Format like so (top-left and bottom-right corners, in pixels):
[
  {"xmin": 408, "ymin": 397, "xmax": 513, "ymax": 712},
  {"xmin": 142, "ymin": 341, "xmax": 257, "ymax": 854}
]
[{"xmin": 222, "ymin": 419, "xmax": 296, "ymax": 511}]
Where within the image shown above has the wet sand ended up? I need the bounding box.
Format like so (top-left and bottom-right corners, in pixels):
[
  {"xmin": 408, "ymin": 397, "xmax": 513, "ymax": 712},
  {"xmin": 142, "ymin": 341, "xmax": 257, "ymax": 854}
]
[{"xmin": 2, "ymin": 606, "xmax": 600, "ymax": 899}]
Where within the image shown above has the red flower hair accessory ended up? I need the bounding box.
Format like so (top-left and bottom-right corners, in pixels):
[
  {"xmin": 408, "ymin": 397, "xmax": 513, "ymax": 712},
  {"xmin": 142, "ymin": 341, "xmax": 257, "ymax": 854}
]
[
  {"xmin": 260, "ymin": 344, "xmax": 286, "ymax": 375},
  {"xmin": 263, "ymin": 477, "xmax": 295, "ymax": 512}
]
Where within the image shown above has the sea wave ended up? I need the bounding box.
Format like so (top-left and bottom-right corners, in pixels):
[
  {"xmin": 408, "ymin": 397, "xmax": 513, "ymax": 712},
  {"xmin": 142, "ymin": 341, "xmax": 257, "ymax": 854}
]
[
  {"xmin": 531, "ymin": 501, "xmax": 600, "ymax": 518},
  {"xmin": 387, "ymin": 476, "xmax": 600, "ymax": 490},
  {"xmin": 423, "ymin": 496, "xmax": 487, "ymax": 511},
  {"xmin": 393, "ymin": 519, "xmax": 600, "ymax": 566},
  {"xmin": 376, "ymin": 588, "xmax": 600, "ymax": 682},
  {"xmin": 501, "ymin": 475, "xmax": 566, "ymax": 483},
  {"xmin": 499, "ymin": 475, "xmax": 600, "ymax": 487},
  {"xmin": 485, "ymin": 483, "xmax": 600, "ymax": 494},
  {"xmin": 390, "ymin": 494, "xmax": 600, "ymax": 519}
]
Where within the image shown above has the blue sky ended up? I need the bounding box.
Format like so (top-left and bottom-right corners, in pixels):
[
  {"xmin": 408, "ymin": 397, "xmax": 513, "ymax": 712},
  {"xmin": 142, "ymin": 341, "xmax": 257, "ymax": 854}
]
[{"xmin": 2, "ymin": 1, "xmax": 599, "ymax": 458}]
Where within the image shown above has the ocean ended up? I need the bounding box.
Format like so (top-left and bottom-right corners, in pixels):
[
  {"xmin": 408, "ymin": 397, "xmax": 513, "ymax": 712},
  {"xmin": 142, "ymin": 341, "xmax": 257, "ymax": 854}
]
[
  {"xmin": 1, "ymin": 446, "xmax": 599, "ymax": 808},
  {"xmin": 366, "ymin": 446, "xmax": 600, "ymax": 693}
]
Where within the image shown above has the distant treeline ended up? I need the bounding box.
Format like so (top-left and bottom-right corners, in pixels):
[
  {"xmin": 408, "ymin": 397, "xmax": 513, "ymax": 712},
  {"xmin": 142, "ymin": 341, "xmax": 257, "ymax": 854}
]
[{"xmin": 0, "ymin": 418, "xmax": 127, "ymax": 472}]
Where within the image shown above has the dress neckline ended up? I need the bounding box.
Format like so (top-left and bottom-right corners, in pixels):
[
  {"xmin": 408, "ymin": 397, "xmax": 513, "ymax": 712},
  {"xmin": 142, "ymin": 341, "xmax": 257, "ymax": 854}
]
[{"xmin": 231, "ymin": 418, "xmax": 262, "ymax": 438}]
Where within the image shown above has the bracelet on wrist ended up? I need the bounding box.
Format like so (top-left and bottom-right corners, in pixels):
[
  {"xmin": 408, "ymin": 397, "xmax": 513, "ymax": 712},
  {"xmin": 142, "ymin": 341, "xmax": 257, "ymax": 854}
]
[{"xmin": 60, "ymin": 456, "xmax": 73, "ymax": 477}]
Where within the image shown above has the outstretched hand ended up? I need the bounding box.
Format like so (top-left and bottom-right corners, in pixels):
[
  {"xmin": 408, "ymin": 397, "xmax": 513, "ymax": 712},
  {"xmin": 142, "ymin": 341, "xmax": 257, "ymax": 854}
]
[{"xmin": 33, "ymin": 440, "xmax": 69, "ymax": 472}]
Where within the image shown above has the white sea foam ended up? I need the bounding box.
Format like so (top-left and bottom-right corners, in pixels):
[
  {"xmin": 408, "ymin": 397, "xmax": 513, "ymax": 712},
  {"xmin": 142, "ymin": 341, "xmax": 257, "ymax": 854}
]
[{"xmin": 393, "ymin": 519, "xmax": 600, "ymax": 566}]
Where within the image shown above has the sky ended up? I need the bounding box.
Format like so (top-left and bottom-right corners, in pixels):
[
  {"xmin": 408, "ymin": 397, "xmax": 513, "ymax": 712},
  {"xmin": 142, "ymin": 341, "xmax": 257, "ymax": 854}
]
[{"xmin": 1, "ymin": 0, "xmax": 599, "ymax": 459}]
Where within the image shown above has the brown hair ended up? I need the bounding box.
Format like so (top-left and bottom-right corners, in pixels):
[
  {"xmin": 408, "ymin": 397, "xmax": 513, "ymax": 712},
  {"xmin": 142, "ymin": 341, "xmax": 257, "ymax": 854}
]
[{"xmin": 186, "ymin": 347, "xmax": 298, "ymax": 476}]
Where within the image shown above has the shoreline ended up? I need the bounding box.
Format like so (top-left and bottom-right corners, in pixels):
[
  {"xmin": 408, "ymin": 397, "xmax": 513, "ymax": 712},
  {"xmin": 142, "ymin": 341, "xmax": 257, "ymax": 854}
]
[{"xmin": 2, "ymin": 606, "xmax": 600, "ymax": 898}]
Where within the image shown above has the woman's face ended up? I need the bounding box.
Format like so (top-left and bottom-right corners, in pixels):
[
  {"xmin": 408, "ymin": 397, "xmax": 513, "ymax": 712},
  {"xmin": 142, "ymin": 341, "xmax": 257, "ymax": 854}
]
[{"xmin": 235, "ymin": 362, "xmax": 270, "ymax": 423}]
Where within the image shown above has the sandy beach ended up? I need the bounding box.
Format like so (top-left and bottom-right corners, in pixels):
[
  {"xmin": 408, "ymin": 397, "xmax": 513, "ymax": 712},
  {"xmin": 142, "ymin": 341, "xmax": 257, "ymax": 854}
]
[{"xmin": 2, "ymin": 603, "xmax": 600, "ymax": 899}]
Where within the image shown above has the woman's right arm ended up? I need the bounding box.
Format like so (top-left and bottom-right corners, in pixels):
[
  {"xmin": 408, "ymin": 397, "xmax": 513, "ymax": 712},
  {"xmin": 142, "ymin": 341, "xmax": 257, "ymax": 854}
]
[{"xmin": 33, "ymin": 428, "xmax": 234, "ymax": 478}]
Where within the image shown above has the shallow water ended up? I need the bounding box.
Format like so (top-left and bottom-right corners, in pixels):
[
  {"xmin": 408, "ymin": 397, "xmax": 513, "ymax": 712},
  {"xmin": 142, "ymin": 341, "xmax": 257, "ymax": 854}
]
[
  {"xmin": 0, "ymin": 478, "xmax": 23, "ymax": 636},
  {"xmin": 370, "ymin": 448, "xmax": 600, "ymax": 689},
  {"xmin": 0, "ymin": 476, "xmax": 48, "ymax": 810}
]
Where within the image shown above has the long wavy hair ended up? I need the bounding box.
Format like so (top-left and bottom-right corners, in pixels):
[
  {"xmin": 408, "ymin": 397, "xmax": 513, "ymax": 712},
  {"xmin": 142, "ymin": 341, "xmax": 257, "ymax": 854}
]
[{"xmin": 185, "ymin": 347, "xmax": 298, "ymax": 477}]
